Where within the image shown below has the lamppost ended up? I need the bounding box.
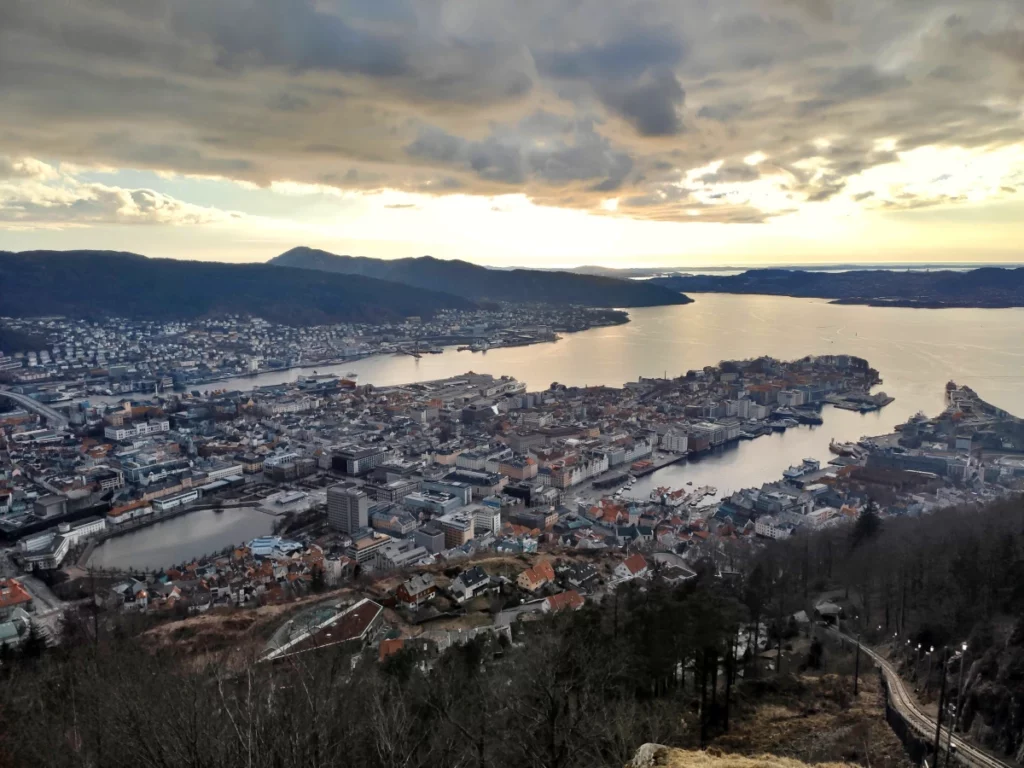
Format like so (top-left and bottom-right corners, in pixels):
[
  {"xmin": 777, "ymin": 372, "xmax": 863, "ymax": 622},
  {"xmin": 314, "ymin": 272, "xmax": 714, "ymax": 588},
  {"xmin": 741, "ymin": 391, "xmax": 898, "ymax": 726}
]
[
  {"xmin": 946, "ymin": 642, "xmax": 969, "ymax": 761},
  {"xmin": 933, "ymin": 647, "xmax": 949, "ymax": 768}
]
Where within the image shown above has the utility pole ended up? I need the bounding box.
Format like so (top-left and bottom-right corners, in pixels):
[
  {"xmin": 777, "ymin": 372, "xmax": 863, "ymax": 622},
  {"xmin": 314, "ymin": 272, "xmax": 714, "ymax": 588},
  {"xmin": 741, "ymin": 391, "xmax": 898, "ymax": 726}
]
[
  {"xmin": 853, "ymin": 631, "xmax": 861, "ymax": 696},
  {"xmin": 933, "ymin": 647, "xmax": 949, "ymax": 768},
  {"xmin": 724, "ymin": 633, "xmax": 735, "ymax": 731},
  {"xmin": 946, "ymin": 643, "xmax": 968, "ymax": 760}
]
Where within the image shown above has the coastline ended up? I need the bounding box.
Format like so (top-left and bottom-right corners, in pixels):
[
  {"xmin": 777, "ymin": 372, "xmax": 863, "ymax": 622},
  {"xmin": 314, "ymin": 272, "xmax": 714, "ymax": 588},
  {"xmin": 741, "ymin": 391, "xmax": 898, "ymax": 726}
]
[{"xmin": 183, "ymin": 312, "xmax": 632, "ymax": 390}]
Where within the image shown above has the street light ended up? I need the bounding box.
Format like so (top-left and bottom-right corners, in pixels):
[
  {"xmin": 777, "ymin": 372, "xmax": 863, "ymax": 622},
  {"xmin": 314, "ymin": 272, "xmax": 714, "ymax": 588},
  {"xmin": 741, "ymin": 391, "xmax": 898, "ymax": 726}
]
[
  {"xmin": 933, "ymin": 647, "xmax": 950, "ymax": 768},
  {"xmin": 946, "ymin": 642, "xmax": 969, "ymax": 762}
]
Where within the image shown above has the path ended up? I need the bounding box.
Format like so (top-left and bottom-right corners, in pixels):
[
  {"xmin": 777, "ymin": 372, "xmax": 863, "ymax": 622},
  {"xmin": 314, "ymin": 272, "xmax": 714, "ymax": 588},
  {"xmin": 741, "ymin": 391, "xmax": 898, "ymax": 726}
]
[{"xmin": 834, "ymin": 629, "xmax": 1013, "ymax": 768}]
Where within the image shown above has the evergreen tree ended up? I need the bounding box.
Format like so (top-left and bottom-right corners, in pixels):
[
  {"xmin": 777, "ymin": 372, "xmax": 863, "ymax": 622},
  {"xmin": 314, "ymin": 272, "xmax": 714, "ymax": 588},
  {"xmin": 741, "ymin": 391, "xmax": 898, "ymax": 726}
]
[
  {"xmin": 19, "ymin": 625, "xmax": 47, "ymax": 660},
  {"xmin": 851, "ymin": 499, "xmax": 882, "ymax": 548},
  {"xmin": 310, "ymin": 564, "xmax": 326, "ymax": 593}
]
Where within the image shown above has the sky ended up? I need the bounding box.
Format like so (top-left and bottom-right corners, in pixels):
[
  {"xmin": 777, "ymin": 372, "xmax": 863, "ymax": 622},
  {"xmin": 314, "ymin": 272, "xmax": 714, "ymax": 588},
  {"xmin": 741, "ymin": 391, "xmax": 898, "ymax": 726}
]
[{"xmin": 1, "ymin": 0, "xmax": 1023, "ymax": 268}]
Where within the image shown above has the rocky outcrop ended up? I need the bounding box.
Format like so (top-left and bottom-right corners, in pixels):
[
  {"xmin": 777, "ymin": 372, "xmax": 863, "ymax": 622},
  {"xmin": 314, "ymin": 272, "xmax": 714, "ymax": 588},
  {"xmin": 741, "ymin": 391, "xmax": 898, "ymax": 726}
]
[
  {"xmin": 959, "ymin": 619, "xmax": 1024, "ymax": 762},
  {"xmin": 627, "ymin": 745, "xmax": 855, "ymax": 768}
]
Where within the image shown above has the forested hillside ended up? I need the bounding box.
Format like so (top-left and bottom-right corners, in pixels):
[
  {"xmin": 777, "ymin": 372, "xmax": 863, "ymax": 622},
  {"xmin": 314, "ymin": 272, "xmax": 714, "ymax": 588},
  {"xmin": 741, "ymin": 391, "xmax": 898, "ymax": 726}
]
[
  {"xmin": 0, "ymin": 250, "xmax": 475, "ymax": 324},
  {"xmin": 271, "ymin": 247, "xmax": 694, "ymax": 308},
  {"xmin": 1, "ymin": 495, "xmax": 1020, "ymax": 767},
  {"xmin": 753, "ymin": 496, "xmax": 1024, "ymax": 763}
]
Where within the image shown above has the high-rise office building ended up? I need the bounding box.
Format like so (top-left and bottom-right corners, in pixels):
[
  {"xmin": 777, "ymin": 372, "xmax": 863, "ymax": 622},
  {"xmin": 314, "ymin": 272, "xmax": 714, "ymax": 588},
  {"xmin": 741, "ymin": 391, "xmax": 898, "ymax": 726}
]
[
  {"xmin": 327, "ymin": 484, "xmax": 369, "ymax": 534},
  {"xmin": 439, "ymin": 511, "xmax": 474, "ymax": 549}
]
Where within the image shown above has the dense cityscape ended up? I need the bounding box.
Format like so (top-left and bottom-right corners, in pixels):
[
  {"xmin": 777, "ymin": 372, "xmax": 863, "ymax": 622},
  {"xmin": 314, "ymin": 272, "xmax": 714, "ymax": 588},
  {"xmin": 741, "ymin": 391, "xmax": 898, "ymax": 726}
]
[
  {"xmin": 0, "ymin": 304, "xmax": 626, "ymax": 393},
  {"xmin": 2, "ymin": 346, "xmax": 1020, "ymax": 654},
  {"xmin": 4, "ymin": 0, "xmax": 1024, "ymax": 765}
]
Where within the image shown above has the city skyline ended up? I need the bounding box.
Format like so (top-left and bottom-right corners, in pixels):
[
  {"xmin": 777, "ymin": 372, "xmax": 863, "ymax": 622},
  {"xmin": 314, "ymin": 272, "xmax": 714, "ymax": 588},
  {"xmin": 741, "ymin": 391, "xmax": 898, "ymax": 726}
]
[{"xmin": 2, "ymin": 0, "xmax": 1023, "ymax": 268}]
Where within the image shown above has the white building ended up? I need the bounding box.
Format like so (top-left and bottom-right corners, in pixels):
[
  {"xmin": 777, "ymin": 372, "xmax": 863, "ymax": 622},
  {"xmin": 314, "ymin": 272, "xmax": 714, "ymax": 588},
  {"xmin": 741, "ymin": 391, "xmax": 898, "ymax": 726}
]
[
  {"xmin": 18, "ymin": 534, "xmax": 70, "ymax": 571},
  {"xmin": 471, "ymin": 505, "xmax": 502, "ymax": 536},
  {"xmin": 755, "ymin": 515, "xmax": 794, "ymax": 539},
  {"xmin": 613, "ymin": 554, "xmax": 650, "ymax": 582},
  {"xmin": 778, "ymin": 390, "xmax": 806, "ymax": 407},
  {"xmin": 203, "ymin": 462, "xmax": 244, "ymax": 482},
  {"xmin": 152, "ymin": 488, "xmax": 200, "ymax": 513},
  {"xmin": 57, "ymin": 516, "xmax": 106, "ymax": 547},
  {"xmin": 104, "ymin": 419, "xmax": 171, "ymax": 442}
]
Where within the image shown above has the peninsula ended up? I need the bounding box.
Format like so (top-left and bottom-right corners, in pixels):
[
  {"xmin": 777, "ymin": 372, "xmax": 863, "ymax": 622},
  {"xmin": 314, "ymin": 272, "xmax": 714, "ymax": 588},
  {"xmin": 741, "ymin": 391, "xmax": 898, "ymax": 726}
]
[{"xmin": 649, "ymin": 267, "xmax": 1024, "ymax": 308}]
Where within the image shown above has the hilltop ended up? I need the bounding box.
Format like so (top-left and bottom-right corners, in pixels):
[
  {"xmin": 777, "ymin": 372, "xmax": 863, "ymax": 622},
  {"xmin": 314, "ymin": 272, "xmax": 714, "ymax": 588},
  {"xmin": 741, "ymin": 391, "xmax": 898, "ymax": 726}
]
[
  {"xmin": 0, "ymin": 250, "xmax": 475, "ymax": 324},
  {"xmin": 270, "ymin": 247, "xmax": 693, "ymax": 308},
  {"xmin": 648, "ymin": 268, "xmax": 1024, "ymax": 308}
]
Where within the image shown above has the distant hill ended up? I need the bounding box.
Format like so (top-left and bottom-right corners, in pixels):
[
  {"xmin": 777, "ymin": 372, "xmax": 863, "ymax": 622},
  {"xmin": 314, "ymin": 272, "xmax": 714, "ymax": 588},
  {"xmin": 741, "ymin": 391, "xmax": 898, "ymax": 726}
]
[
  {"xmin": 0, "ymin": 327, "xmax": 46, "ymax": 355},
  {"xmin": 649, "ymin": 268, "xmax": 1024, "ymax": 308},
  {"xmin": 0, "ymin": 250, "xmax": 475, "ymax": 324},
  {"xmin": 270, "ymin": 247, "xmax": 692, "ymax": 307}
]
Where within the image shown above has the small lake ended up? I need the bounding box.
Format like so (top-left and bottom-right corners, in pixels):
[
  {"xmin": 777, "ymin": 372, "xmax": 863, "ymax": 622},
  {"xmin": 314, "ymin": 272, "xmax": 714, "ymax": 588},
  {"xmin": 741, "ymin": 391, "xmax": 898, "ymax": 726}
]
[{"xmin": 88, "ymin": 506, "xmax": 275, "ymax": 572}]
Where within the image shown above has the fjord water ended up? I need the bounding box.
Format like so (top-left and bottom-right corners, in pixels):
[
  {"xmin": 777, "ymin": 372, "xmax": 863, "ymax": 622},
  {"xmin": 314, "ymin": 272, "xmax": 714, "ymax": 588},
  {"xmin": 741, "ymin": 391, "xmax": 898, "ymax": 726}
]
[
  {"xmin": 95, "ymin": 294, "xmax": 1024, "ymax": 569},
  {"xmin": 210, "ymin": 292, "xmax": 1024, "ymax": 497}
]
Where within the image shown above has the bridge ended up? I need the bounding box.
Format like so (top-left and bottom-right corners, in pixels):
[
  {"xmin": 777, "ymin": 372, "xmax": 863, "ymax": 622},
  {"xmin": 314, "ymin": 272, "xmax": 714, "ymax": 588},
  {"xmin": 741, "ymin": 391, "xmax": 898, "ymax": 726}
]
[{"xmin": 0, "ymin": 388, "xmax": 70, "ymax": 427}]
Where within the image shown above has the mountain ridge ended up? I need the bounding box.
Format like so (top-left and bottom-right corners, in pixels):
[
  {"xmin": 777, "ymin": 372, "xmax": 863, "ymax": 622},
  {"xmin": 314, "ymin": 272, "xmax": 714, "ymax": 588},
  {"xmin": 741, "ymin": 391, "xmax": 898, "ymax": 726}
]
[
  {"xmin": 0, "ymin": 250, "xmax": 475, "ymax": 324},
  {"xmin": 270, "ymin": 246, "xmax": 693, "ymax": 307}
]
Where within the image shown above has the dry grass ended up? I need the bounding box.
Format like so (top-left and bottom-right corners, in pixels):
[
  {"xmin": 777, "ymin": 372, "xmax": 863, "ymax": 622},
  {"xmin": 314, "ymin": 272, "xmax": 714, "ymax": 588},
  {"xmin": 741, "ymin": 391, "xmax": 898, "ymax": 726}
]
[
  {"xmin": 142, "ymin": 588, "xmax": 358, "ymax": 663},
  {"xmin": 713, "ymin": 672, "xmax": 913, "ymax": 768},
  {"xmin": 630, "ymin": 745, "xmax": 856, "ymax": 768}
]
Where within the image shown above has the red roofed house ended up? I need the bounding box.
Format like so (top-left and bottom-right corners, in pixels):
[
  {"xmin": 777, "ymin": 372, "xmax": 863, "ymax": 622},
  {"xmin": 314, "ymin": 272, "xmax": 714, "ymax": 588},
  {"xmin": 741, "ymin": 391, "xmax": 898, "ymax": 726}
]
[
  {"xmin": 613, "ymin": 554, "xmax": 650, "ymax": 582},
  {"xmin": 516, "ymin": 559, "xmax": 556, "ymax": 593},
  {"xmin": 542, "ymin": 590, "xmax": 585, "ymax": 613},
  {"xmin": 396, "ymin": 574, "xmax": 436, "ymax": 607},
  {"xmin": 379, "ymin": 637, "xmax": 405, "ymax": 662},
  {"xmin": 0, "ymin": 578, "xmax": 32, "ymax": 619}
]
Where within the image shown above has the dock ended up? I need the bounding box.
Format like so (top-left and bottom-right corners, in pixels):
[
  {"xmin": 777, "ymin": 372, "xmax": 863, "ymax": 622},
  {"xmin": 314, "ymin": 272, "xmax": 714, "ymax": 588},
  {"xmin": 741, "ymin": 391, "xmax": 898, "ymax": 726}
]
[{"xmin": 633, "ymin": 453, "xmax": 687, "ymax": 477}]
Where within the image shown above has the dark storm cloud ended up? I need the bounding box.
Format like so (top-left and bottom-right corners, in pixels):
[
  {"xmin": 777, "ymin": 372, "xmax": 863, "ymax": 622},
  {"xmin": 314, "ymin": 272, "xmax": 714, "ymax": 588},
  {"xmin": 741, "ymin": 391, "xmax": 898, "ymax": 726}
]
[
  {"xmin": 0, "ymin": 0, "xmax": 1022, "ymax": 223},
  {"xmin": 700, "ymin": 163, "xmax": 761, "ymax": 184},
  {"xmin": 535, "ymin": 30, "xmax": 687, "ymax": 136},
  {"xmin": 170, "ymin": 0, "xmax": 411, "ymax": 77},
  {"xmin": 406, "ymin": 116, "xmax": 635, "ymax": 189},
  {"xmin": 535, "ymin": 31, "xmax": 686, "ymax": 80},
  {"xmin": 596, "ymin": 69, "xmax": 686, "ymax": 136}
]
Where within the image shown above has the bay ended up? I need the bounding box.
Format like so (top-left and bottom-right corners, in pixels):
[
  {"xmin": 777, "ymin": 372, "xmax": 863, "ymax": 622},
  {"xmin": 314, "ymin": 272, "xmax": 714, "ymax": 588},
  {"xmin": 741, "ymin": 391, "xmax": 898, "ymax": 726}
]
[{"xmin": 207, "ymin": 294, "xmax": 1024, "ymax": 501}]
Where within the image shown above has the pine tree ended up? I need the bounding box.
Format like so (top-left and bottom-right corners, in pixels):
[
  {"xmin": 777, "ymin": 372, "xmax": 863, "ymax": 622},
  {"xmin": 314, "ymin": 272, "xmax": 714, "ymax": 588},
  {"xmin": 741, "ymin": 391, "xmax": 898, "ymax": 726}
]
[
  {"xmin": 851, "ymin": 499, "xmax": 882, "ymax": 548},
  {"xmin": 310, "ymin": 564, "xmax": 326, "ymax": 593}
]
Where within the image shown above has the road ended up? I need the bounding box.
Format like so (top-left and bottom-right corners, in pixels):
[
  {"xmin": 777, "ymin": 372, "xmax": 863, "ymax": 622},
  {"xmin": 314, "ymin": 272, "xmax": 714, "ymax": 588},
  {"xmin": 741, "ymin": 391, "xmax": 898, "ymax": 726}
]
[
  {"xmin": 834, "ymin": 630, "xmax": 1013, "ymax": 768},
  {"xmin": 0, "ymin": 388, "xmax": 69, "ymax": 426}
]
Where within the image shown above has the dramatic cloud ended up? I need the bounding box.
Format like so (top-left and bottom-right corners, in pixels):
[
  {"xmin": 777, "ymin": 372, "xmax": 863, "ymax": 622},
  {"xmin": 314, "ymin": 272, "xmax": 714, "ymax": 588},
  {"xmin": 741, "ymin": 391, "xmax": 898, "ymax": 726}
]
[
  {"xmin": 0, "ymin": 157, "xmax": 241, "ymax": 227},
  {"xmin": 1, "ymin": 0, "xmax": 1023, "ymax": 226}
]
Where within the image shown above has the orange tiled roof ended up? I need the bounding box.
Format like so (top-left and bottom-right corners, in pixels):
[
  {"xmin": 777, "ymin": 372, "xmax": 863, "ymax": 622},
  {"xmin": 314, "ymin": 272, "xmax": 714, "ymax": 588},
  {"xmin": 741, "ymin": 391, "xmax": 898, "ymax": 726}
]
[
  {"xmin": 379, "ymin": 638, "xmax": 405, "ymax": 662},
  {"xmin": 545, "ymin": 590, "xmax": 584, "ymax": 612},
  {"xmin": 621, "ymin": 554, "xmax": 647, "ymax": 575},
  {"xmin": 0, "ymin": 578, "xmax": 32, "ymax": 610}
]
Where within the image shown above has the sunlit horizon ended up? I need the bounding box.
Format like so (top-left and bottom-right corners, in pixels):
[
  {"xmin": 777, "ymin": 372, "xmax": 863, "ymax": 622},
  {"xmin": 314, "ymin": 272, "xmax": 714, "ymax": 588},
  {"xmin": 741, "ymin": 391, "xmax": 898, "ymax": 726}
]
[{"xmin": 2, "ymin": 0, "xmax": 1023, "ymax": 269}]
